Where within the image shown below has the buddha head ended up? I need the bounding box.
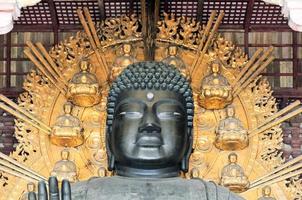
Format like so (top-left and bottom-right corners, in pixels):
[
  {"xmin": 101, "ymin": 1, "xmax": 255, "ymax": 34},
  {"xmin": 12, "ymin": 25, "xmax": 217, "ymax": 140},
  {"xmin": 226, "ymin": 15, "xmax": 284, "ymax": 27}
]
[
  {"xmin": 27, "ymin": 182, "xmax": 35, "ymax": 192},
  {"xmin": 80, "ymin": 58, "xmax": 90, "ymax": 71},
  {"xmin": 168, "ymin": 45, "xmax": 178, "ymax": 56},
  {"xmin": 97, "ymin": 167, "xmax": 107, "ymax": 177},
  {"xmin": 61, "ymin": 149, "xmax": 70, "ymax": 160},
  {"xmin": 63, "ymin": 102, "xmax": 73, "ymax": 115},
  {"xmin": 262, "ymin": 186, "xmax": 272, "ymax": 197},
  {"xmin": 226, "ymin": 105, "xmax": 235, "ymax": 117},
  {"xmin": 228, "ymin": 153, "xmax": 238, "ymax": 164},
  {"xmin": 106, "ymin": 62, "xmax": 194, "ymax": 177},
  {"xmin": 122, "ymin": 43, "xmax": 132, "ymax": 55},
  {"xmin": 211, "ymin": 60, "xmax": 220, "ymax": 74}
]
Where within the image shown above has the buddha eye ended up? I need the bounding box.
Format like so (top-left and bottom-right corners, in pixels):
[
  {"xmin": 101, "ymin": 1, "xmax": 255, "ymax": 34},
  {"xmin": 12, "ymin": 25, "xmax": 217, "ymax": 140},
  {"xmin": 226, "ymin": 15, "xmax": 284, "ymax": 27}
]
[
  {"xmin": 158, "ymin": 112, "xmax": 182, "ymax": 119},
  {"xmin": 173, "ymin": 112, "xmax": 181, "ymax": 117},
  {"xmin": 118, "ymin": 111, "xmax": 143, "ymax": 119}
]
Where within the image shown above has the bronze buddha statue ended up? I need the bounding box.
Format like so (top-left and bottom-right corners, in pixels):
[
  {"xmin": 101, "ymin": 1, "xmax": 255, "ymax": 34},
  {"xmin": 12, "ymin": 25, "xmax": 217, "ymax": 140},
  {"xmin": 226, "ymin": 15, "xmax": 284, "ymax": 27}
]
[
  {"xmin": 215, "ymin": 105, "xmax": 249, "ymax": 150},
  {"xmin": 29, "ymin": 62, "xmax": 243, "ymax": 200},
  {"xmin": 257, "ymin": 186, "xmax": 276, "ymax": 200},
  {"xmin": 220, "ymin": 153, "xmax": 249, "ymax": 193}
]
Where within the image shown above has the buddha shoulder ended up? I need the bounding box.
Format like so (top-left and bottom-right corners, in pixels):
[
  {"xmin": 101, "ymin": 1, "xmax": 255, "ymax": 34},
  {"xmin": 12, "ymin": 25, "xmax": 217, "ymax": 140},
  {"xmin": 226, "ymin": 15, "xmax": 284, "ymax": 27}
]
[{"xmin": 71, "ymin": 177, "xmax": 244, "ymax": 200}]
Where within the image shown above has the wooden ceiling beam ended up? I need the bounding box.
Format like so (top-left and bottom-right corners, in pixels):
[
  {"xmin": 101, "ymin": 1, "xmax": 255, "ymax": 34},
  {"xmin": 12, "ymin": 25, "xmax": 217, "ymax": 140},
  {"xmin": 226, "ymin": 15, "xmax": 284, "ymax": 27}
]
[
  {"xmin": 292, "ymin": 31, "xmax": 298, "ymax": 89},
  {"xmin": 97, "ymin": 0, "xmax": 105, "ymax": 21},
  {"xmin": 13, "ymin": 25, "xmax": 54, "ymax": 32},
  {"xmin": 48, "ymin": 0, "xmax": 59, "ymax": 44},
  {"xmin": 244, "ymin": 0, "xmax": 255, "ymax": 54},
  {"xmin": 197, "ymin": 0, "xmax": 205, "ymax": 22},
  {"xmin": 244, "ymin": 0, "xmax": 255, "ymax": 32},
  {"xmin": 140, "ymin": 0, "xmax": 160, "ymax": 61}
]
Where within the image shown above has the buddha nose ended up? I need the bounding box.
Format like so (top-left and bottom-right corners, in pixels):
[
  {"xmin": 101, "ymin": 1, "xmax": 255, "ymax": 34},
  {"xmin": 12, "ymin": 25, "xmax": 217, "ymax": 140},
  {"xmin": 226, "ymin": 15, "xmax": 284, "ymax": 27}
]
[
  {"xmin": 139, "ymin": 111, "xmax": 161, "ymax": 133},
  {"xmin": 139, "ymin": 123, "xmax": 161, "ymax": 133}
]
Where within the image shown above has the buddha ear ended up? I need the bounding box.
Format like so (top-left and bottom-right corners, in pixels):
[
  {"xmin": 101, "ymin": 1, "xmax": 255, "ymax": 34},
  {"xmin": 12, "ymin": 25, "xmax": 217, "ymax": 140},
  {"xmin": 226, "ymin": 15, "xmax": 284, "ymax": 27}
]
[
  {"xmin": 181, "ymin": 127, "xmax": 193, "ymax": 172},
  {"xmin": 108, "ymin": 155, "xmax": 115, "ymax": 171},
  {"xmin": 106, "ymin": 126, "xmax": 115, "ymax": 171}
]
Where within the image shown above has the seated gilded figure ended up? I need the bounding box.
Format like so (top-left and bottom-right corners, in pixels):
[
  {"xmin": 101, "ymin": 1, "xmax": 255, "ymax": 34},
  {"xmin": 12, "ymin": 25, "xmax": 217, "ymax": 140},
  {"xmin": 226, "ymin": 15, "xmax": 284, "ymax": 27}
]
[
  {"xmin": 111, "ymin": 43, "xmax": 137, "ymax": 80},
  {"xmin": 50, "ymin": 102, "xmax": 84, "ymax": 147},
  {"xmin": 258, "ymin": 186, "xmax": 276, "ymax": 200},
  {"xmin": 220, "ymin": 153, "xmax": 249, "ymax": 193},
  {"xmin": 67, "ymin": 58, "xmax": 101, "ymax": 107},
  {"xmin": 198, "ymin": 60, "xmax": 232, "ymax": 110},
  {"xmin": 215, "ymin": 105, "xmax": 248, "ymax": 150},
  {"xmin": 29, "ymin": 62, "xmax": 243, "ymax": 200},
  {"xmin": 162, "ymin": 45, "xmax": 187, "ymax": 76},
  {"xmin": 51, "ymin": 149, "xmax": 78, "ymax": 183},
  {"xmin": 20, "ymin": 182, "xmax": 35, "ymax": 200}
]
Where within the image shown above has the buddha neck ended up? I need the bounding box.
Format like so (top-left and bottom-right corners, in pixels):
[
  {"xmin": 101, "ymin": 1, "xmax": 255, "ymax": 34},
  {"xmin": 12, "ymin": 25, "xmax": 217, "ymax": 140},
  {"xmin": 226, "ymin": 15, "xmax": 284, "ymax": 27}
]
[{"xmin": 115, "ymin": 165, "xmax": 180, "ymax": 178}]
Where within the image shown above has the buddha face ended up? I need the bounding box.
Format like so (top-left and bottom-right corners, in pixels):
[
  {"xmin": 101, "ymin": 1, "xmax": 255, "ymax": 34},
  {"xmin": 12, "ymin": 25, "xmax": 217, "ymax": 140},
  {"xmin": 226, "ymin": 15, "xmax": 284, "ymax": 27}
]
[
  {"xmin": 263, "ymin": 186, "xmax": 271, "ymax": 196},
  {"xmin": 228, "ymin": 153, "xmax": 237, "ymax": 163},
  {"xmin": 61, "ymin": 150, "xmax": 70, "ymax": 160},
  {"xmin": 80, "ymin": 60, "xmax": 89, "ymax": 71},
  {"xmin": 109, "ymin": 89, "xmax": 189, "ymax": 169},
  {"xmin": 226, "ymin": 106, "xmax": 235, "ymax": 117},
  {"xmin": 168, "ymin": 46, "xmax": 177, "ymax": 56},
  {"xmin": 63, "ymin": 103, "xmax": 72, "ymax": 114},
  {"xmin": 27, "ymin": 183, "xmax": 35, "ymax": 192},
  {"xmin": 123, "ymin": 44, "xmax": 132, "ymax": 54},
  {"xmin": 212, "ymin": 63, "xmax": 220, "ymax": 73}
]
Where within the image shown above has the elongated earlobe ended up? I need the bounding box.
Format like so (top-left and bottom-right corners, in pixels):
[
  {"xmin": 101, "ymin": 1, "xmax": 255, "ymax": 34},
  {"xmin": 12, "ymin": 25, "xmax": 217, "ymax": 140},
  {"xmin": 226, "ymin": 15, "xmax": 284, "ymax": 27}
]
[
  {"xmin": 106, "ymin": 127, "xmax": 115, "ymax": 171},
  {"xmin": 181, "ymin": 128, "xmax": 193, "ymax": 172},
  {"xmin": 108, "ymin": 155, "xmax": 115, "ymax": 171}
]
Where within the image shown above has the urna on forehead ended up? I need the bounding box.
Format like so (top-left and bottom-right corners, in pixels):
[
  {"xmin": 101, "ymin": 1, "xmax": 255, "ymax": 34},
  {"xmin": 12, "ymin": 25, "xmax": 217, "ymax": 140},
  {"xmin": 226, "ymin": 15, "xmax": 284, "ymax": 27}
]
[{"xmin": 106, "ymin": 61, "xmax": 194, "ymax": 127}]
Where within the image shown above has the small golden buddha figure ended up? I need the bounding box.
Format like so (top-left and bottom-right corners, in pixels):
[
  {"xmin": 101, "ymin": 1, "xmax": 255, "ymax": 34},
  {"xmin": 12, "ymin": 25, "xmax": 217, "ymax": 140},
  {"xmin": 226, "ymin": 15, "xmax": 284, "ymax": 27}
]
[
  {"xmin": 190, "ymin": 168, "xmax": 200, "ymax": 179},
  {"xmin": 51, "ymin": 149, "xmax": 78, "ymax": 183},
  {"xmin": 111, "ymin": 43, "xmax": 137, "ymax": 80},
  {"xmin": 215, "ymin": 105, "xmax": 248, "ymax": 150},
  {"xmin": 67, "ymin": 58, "xmax": 101, "ymax": 107},
  {"xmin": 97, "ymin": 167, "xmax": 107, "ymax": 177},
  {"xmin": 220, "ymin": 153, "xmax": 249, "ymax": 193},
  {"xmin": 20, "ymin": 182, "xmax": 35, "ymax": 200},
  {"xmin": 258, "ymin": 186, "xmax": 276, "ymax": 200},
  {"xmin": 198, "ymin": 60, "xmax": 232, "ymax": 110},
  {"xmin": 162, "ymin": 45, "xmax": 186, "ymax": 75},
  {"xmin": 51, "ymin": 102, "xmax": 84, "ymax": 147}
]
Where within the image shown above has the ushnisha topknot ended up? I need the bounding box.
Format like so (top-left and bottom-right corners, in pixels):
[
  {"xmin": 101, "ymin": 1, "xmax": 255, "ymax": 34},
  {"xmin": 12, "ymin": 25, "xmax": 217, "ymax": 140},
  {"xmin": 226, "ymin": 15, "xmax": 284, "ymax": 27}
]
[{"xmin": 106, "ymin": 61, "xmax": 194, "ymax": 128}]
